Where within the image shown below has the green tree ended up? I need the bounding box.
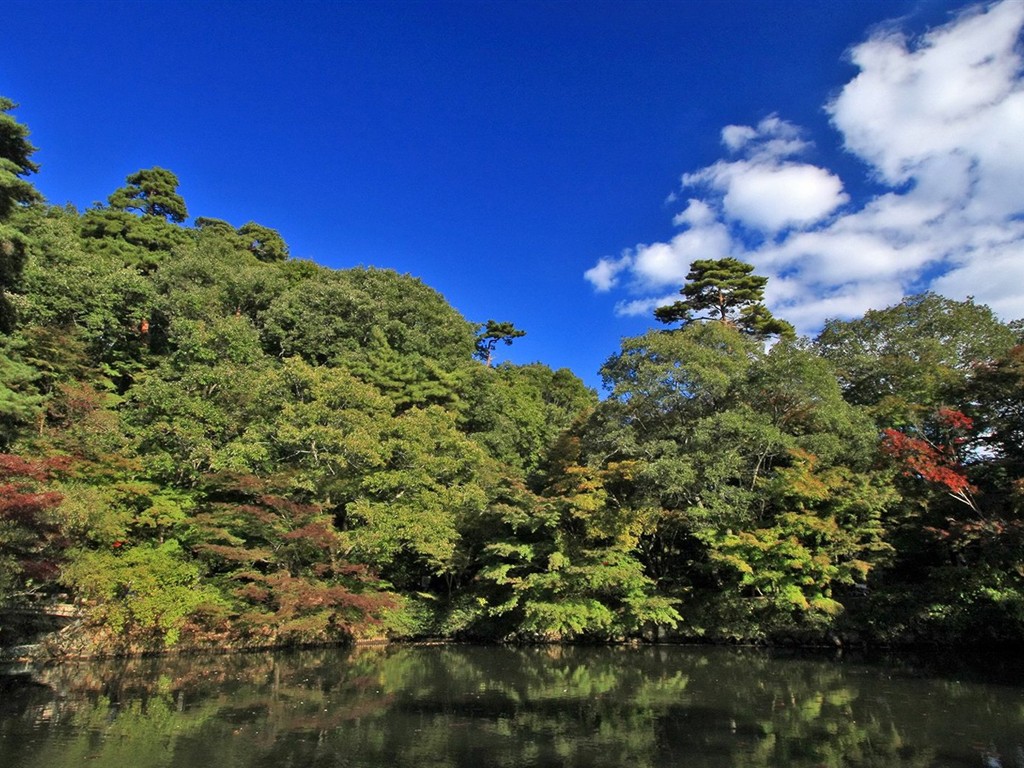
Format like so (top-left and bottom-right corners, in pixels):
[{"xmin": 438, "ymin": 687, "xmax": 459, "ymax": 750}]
[
  {"xmin": 0, "ymin": 97, "xmax": 42, "ymax": 331},
  {"xmin": 339, "ymin": 336, "xmax": 466, "ymax": 415},
  {"xmin": 15, "ymin": 204, "xmax": 161, "ymax": 389},
  {"xmin": 338, "ymin": 267, "xmax": 477, "ymax": 364},
  {"xmin": 80, "ymin": 168, "xmax": 192, "ymax": 269},
  {"xmin": 345, "ymin": 405, "xmax": 487, "ymax": 591},
  {"xmin": 260, "ymin": 268, "xmax": 477, "ymax": 366},
  {"xmin": 815, "ymin": 293, "xmax": 1016, "ymax": 422},
  {"xmin": 0, "ymin": 340, "xmax": 45, "ymax": 449},
  {"xmin": 237, "ymin": 221, "xmax": 288, "ymax": 262},
  {"xmin": 61, "ymin": 539, "xmax": 225, "ymax": 647},
  {"xmin": 475, "ymin": 450, "xmax": 680, "ymax": 641},
  {"xmin": 654, "ymin": 257, "xmax": 794, "ymax": 338},
  {"xmin": 80, "ymin": 208, "xmax": 192, "ymax": 267},
  {"xmin": 586, "ymin": 324, "xmax": 892, "ymax": 637},
  {"xmin": 463, "ymin": 363, "xmax": 595, "ymax": 482},
  {"xmin": 107, "ymin": 167, "xmax": 188, "ymax": 223},
  {"xmin": 0, "ymin": 98, "xmax": 40, "ymax": 218},
  {"xmin": 709, "ymin": 449, "xmax": 895, "ymax": 626},
  {"xmin": 193, "ymin": 216, "xmax": 239, "ymax": 240},
  {"xmin": 474, "ymin": 320, "xmax": 526, "ymax": 366},
  {"xmin": 239, "ymin": 357, "xmax": 394, "ymax": 500},
  {"xmin": 151, "ymin": 237, "xmax": 287, "ymax": 324}
]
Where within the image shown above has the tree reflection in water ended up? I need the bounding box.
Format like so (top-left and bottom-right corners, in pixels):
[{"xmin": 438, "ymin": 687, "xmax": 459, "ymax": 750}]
[{"xmin": 2, "ymin": 645, "xmax": 1022, "ymax": 768}]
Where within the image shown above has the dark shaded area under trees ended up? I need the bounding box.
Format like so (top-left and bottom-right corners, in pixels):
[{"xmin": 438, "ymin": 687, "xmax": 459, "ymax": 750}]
[{"xmin": 2, "ymin": 98, "xmax": 1023, "ymax": 655}]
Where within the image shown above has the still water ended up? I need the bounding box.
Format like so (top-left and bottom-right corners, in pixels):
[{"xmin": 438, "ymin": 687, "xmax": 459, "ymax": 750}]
[{"xmin": 1, "ymin": 644, "xmax": 1022, "ymax": 768}]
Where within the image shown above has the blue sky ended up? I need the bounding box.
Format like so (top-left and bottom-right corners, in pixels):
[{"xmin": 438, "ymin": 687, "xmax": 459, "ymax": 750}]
[{"xmin": 3, "ymin": 0, "xmax": 1022, "ymax": 390}]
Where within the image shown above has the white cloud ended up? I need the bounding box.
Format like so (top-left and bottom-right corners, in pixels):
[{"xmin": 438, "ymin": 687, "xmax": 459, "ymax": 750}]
[
  {"xmin": 585, "ymin": 199, "xmax": 733, "ymax": 294},
  {"xmin": 928, "ymin": 221, "xmax": 1024, "ymax": 316},
  {"xmin": 829, "ymin": 1, "xmax": 1024, "ymax": 187},
  {"xmin": 721, "ymin": 124, "xmax": 757, "ymax": 152},
  {"xmin": 631, "ymin": 222, "xmax": 733, "ymax": 289},
  {"xmin": 772, "ymin": 282, "xmax": 908, "ymax": 333},
  {"xmin": 584, "ymin": 252, "xmax": 632, "ymax": 292},
  {"xmin": 672, "ymin": 198, "xmax": 717, "ymax": 227},
  {"xmin": 584, "ymin": 0, "xmax": 1024, "ymax": 334},
  {"xmin": 682, "ymin": 117, "xmax": 849, "ymax": 234},
  {"xmin": 720, "ymin": 115, "xmax": 811, "ymax": 161},
  {"xmin": 614, "ymin": 293, "xmax": 681, "ymax": 318},
  {"xmin": 719, "ymin": 163, "xmax": 847, "ymax": 232}
]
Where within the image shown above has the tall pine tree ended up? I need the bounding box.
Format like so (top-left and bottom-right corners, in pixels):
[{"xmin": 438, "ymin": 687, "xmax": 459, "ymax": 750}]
[{"xmin": 654, "ymin": 257, "xmax": 793, "ymax": 339}]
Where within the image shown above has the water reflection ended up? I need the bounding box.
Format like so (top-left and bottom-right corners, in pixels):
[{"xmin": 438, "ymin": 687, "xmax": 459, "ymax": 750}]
[{"xmin": 1, "ymin": 645, "xmax": 1022, "ymax": 767}]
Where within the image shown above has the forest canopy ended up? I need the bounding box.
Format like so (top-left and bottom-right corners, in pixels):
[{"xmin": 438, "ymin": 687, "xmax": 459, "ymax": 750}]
[{"xmin": 2, "ymin": 97, "xmax": 1023, "ymax": 654}]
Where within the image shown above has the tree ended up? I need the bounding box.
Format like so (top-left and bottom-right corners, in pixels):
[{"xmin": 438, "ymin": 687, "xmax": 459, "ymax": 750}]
[
  {"xmin": 970, "ymin": 345, "xmax": 1024, "ymax": 491},
  {"xmin": 0, "ymin": 453, "xmax": 64, "ymax": 603},
  {"xmin": 878, "ymin": 397, "xmax": 1024, "ymax": 643},
  {"xmin": 237, "ymin": 222, "xmax": 288, "ymax": 262},
  {"xmin": 0, "ymin": 97, "xmax": 40, "ymax": 220},
  {"xmin": 881, "ymin": 407, "xmax": 978, "ymax": 513},
  {"xmin": 0, "ymin": 97, "xmax": 42, "ymax": 332},
  {"xmin": 0, "ymin": 341, "xmax": 45, "ymax": 449},
  {"xmin": 654, "ymin": 257, "xmax": 794, "ymax": 338},
  {"xmin": 477, "ymin": 450, "xmax": 681, "ymax": 641},
  {"xmin": 462, "ymin": 363, "xmax": 596, "ymax": 482},
  {"xmin": 474, "ymin": 320, "xmax": 526, "ymax": 366},
  {"xmin": 815, "ymin": 293, "xmax": 1016, "ymax": 419},
  {"xmin": 709, "ymin": 449, "xmax": 895, "ymax": 625},
  {"xmin": 818, "ymin": 298, "xmax": 1022, "ymax": 644},
  {"xmin": 190, "ymin": 475, "xmax": 392, "ymax": 645},
  {"xmin": 152, "ymin": 235, "xmax": 287, "ymax": 321},
  {"xmin": 193, "ymin": 217, "xmax": 237, "ymax": 236},
  {"xmin": 83, "ymin": 168, "xmax": 192, "ymax": 264},
  {"xmin": 585, "ymin": 323, "xmax": 892, "ymax": 637},
  {"xmin": 261, "ymin": 268, "xmax": 477, "ymax": 366},
  {"xmin": 61, "ymin": 539, "xmax": 227, "ymax": 647},
  {"xmin": 108, "ymin": 167, "xmax": 188, "ymax": 223},
  {"xmin": 339, "ymin": 336, "xmax": 464, "ymax": 415},
  {"xmin": 191, "ymin": 218, "xmax": 289, "ymax": 264},
  {"xmin": 345, "ymin": 405, "xmax": 487, "ymax": 591}
]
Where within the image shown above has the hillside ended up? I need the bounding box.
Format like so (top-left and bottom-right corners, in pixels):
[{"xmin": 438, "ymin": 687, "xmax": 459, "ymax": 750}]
[{"xmin": 3, "ymin": 99, "xmax": 1023, "ymax": 655}]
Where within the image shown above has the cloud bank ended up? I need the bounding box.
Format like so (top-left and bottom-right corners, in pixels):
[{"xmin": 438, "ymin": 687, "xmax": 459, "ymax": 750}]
[{"xmin": 584, "ymin": 0, "xmax": 1024, "ymax": 333}]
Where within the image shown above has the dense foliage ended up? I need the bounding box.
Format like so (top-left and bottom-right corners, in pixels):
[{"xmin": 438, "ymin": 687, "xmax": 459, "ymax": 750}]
[{"xmin": 2, "ymin": 98, "xmax": 1022, "ymax": 652}]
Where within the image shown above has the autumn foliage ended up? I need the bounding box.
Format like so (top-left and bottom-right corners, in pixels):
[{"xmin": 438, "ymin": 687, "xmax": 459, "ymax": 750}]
[
  {"xmin": 0, "ymin": 454, "xmax": 65, "ymax": 594},
  {"xmin": 881, "ymin": 408, "xmax": 977, "ymax": 508}
]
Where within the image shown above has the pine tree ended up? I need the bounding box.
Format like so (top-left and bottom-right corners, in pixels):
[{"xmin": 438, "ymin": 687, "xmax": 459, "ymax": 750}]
[
  {"xmin": 0, "ymin": 97, "xmax": 42, "ymax": 331},
  {"xmin": 474, "ymin": 320, "xmax": 526, "ymax": 366},
  {"xmin": 654, "ymin": 257, "xmax": 793, "ymax": 339}
]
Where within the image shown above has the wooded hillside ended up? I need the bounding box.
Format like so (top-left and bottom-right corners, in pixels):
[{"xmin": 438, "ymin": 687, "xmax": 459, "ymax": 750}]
[{"xmin": 3, "ymin": 99, "xmax": 1023, "ymax": 653}]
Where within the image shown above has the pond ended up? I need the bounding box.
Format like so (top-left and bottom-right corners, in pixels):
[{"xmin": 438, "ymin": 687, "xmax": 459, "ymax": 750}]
[{"xmin": 1, "ymin": 644, "xmax": 1022, "ymax": 767}]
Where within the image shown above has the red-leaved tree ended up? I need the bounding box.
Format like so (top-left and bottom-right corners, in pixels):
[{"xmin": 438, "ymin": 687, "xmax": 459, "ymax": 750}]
[
  {"xmin": 0, "ymin": 454, "xmax": 65, "ymax": 601},
  {"xmin": 882, "ymin": 408, "xmax": 978, "ymax": 514}
]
